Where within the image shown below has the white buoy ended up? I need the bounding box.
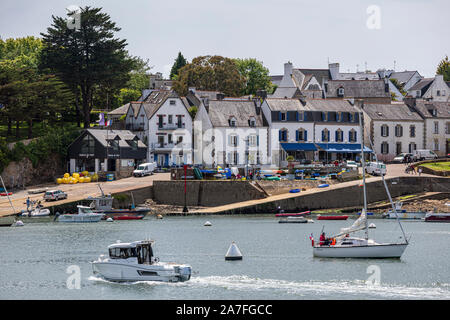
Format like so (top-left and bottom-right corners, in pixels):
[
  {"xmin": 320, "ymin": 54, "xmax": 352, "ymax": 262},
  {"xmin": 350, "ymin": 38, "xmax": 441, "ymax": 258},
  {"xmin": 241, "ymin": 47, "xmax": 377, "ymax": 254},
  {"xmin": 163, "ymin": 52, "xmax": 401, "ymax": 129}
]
[
  {"xmin": 225, "ymin": 241, "xmax": 243, "ymax": 261},
  {"xmin": 15, "ymin": 220, "xmax": 24, "ymax": 227},
  {"xmin": 204, "ymin": 221, "xmax": 212, "ymax": 226},
  {"xmin": 106, "ymin": 217, "xmax": 114, "ymax": 222},
  {"xmin": 369, "ymin": 223, "xmax": 376, "ymax": 228}
]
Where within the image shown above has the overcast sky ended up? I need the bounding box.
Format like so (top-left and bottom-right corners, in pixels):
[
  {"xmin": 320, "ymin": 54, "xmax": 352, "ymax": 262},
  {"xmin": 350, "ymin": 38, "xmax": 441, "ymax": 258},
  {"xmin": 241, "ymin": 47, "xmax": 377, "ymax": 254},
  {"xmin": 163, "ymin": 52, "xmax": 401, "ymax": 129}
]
[{"xmin": 0, "ymin": 0, "xmax": 448, "ymax": 78}]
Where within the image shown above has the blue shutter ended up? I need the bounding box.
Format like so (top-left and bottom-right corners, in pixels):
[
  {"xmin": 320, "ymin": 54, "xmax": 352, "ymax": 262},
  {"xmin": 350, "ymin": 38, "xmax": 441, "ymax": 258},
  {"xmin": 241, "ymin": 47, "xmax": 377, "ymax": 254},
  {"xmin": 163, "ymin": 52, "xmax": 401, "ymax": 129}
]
[
  {"xmin": 335, "ymin": 131, "xmax": 338, "ymax": 142},
  {"xmin": 322, "ymin": 131, "xmax": 325, "ymax": 141},
  {"xmin": 257, "ymin": 135, "xmax": 259, "ymax": 146},
  {"xmin": 279, "ymin": 130, "xmax": 282, "ymax": 141},
  {"xmin": 296, "ymin": 112, "xmax": 299, "ymax": 121},
  {"xmin": 348, "ymin": 131, "xmax": 351, "ymax": 142},
  {"xmin": 304, "ymin": 130, "xmax": 308, "ymax": 141},
  {"xmin": 296, "ymin": 130, "xmax": 299, "ymax": 141},
  {"xmin": 278, "ymin": 112, "xmax": 282, "ymax": 121}
]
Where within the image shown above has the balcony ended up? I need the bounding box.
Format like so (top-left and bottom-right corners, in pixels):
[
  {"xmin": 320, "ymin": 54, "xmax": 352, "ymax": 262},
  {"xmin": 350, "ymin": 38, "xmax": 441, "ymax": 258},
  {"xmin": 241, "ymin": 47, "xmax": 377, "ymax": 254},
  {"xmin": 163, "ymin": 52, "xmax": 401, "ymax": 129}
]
[{"xmin": 150, "ymin": 142, "xmax": 191, "ymax": 151}]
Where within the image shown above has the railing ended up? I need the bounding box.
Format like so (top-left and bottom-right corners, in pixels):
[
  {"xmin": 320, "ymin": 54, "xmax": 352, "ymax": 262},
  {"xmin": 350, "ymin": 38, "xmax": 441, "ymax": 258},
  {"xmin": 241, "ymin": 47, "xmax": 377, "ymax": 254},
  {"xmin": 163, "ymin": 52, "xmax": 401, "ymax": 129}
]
[
  {"xmin": 150, "ymin": 142, "xmax": 191, "ymax": 150},
  {"xmin": 157, "ymin": 123, "xmax": 185, "ymax": 130}
]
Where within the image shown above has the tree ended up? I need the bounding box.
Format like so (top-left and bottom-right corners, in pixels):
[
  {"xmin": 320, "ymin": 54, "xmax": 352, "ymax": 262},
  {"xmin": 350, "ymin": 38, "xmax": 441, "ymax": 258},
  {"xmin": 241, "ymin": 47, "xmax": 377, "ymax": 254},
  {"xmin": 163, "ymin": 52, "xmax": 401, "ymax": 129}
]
[
  {"xmin": 436, "ymin": 55, "xmax": 450, "ymax": 81},
  {"xmin": 170, "ymin": 52, "xmax": 187, "ymax": 80},
  {"xmin": 40, "ymin": 6, "xmax": 135, "ymax": 128},
  {"xmin": 390, "ymin": 78, "xmax": 406, "ymax": 96},
  {"xmin": 234, "ymin": 58, "xmax": 274, "ymax": 96},
  {"xmin": 173, "ymin": 55, "xmax": 245, "ymax": 97}
]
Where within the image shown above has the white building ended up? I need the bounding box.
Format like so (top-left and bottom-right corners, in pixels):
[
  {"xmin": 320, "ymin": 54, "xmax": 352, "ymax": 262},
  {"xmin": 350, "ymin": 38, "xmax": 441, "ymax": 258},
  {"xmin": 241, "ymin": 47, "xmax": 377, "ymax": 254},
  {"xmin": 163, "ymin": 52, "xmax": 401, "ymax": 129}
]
[
  {"xmin": 409, "ymin": 99, "xmax": 450, "ymax": 157},
  {"xmin": 194, "ymin": 98, "xmax": 269, "ymax": 167},
  {"xmin": 407, "ymin": 75, "xmax": 449, "ymax": 102},
  {"xmin": 261, "ymin": 98, "xmax": 367, "ymax": 167},
  {"xmin": 362, "ymin": 102, "xmax": 425, "ymax": 162}
]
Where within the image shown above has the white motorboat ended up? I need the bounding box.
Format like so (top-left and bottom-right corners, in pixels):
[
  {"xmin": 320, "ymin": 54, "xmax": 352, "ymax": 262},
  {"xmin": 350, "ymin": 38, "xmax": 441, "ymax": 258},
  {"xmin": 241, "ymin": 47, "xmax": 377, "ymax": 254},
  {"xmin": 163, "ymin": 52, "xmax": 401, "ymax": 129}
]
[
  {"xmin": 279, "ymin": 216, "xmax": 308, "ymax": 223},
  {"xmin": 92, "ymin": 240, "xmax": 192, "ymax": 282},
  {"xmin": 0, "ymin": 214, "xmax": 15, "ymax": 227},
  {"xmin": 21, "ymin": 204, "xmax": 50, "ymax": 217},
  {"xmin": 55, "ymin": 205, "xmax": 104, "ymax": 223},
  {"xmin": 382, "ymin": 201, "xmax": 426, "ymax": 220},
  {"xmin": 311, "ymin": 111, "xmax": 409, "ymax": 259}
]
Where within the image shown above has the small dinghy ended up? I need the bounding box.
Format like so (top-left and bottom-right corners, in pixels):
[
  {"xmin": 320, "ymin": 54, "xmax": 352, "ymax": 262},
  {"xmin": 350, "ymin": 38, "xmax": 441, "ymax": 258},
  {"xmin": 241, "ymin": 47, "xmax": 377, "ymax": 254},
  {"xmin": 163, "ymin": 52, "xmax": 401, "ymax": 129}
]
[
  {"xmin": 204, "ymin": 221, "xmax": 212, "ymax": 226},
  {"xmin": 15, "ymin": 220, "xmax": 24, "ymax": 227},
  {"xmin": 225, "ymin": 241, "xmax": 243, "ymax": 260},
  {"xmin": 368, "ymin": 223, "xmax": 376, "ymax": 228},
  {"xmin": 317, "ymin": 215, "xmax": 349, "ymax": 220},
  {"xmin": 318, "ymin": 184, "xmax": 329, "ymax": 188},
  {"xmin": 92, "ymin": 240, "xmax": 192, "ymax": 282},
  {"xmin": 279, "ymin": 216, "xmax": 308, "ymax": 223},
  {"xmin": 289, "ymin": 189, "xmax": 301, "ymax": 193}
]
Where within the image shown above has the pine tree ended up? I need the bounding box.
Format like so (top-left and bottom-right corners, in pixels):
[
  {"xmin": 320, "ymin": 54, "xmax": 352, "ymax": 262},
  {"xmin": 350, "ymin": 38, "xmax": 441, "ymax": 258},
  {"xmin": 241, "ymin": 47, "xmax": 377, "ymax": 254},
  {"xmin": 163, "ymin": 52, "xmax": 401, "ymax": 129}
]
[
  {"xmin": 436, "ymin": 55, "xmax": 450, "ymax": 81},
  {"xmin": 170, "ymin": 52, "xmax": 187, "ymax": 80}
]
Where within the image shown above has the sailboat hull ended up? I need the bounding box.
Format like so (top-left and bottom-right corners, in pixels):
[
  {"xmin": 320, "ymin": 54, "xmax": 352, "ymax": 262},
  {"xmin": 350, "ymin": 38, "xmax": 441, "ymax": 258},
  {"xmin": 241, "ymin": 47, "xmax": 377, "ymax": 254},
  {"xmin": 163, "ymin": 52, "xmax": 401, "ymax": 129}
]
[{"xmin": 313, "ymin": 243, "xmax": 408, "ymax": 258}]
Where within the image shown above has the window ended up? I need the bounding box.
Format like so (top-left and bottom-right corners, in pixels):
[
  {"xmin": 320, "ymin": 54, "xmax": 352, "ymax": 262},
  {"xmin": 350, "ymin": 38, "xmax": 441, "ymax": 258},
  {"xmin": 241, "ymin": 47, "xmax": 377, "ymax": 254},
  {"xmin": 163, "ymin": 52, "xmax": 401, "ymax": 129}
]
[
  {"xmin": 158, "ymin": 135, "xmax": 164, "ymax": 147},
  {"xmin": 336, "ymin": 112, "xmax": 342, "ymax": 122},
  {"xmin": 108, "ymin": 139, "xmax": 119, "ymax": 151},
  {"xmin": 81, "ymin": 135, "xmax": 95, "ymax": 154},
  {"xmin": 416, "ymin": 90, "xmax": 421, "ymax": 98},
  {"xmin": 280, "ymin": 112, "xmax": 287, "ymax": 121},
  {"xmin": 410, "ymin": 125, "xmax": 416, "ymax": 138},
  {"xmin": 396, "ymin": 142, "xmax": 402, "ymax": 155},
  {"xmin": 335, "ymin": 129, "xmax": 343, "ymax": 142},
  {"xmin": 296, "ymin": 128, "xmax": 307, "ymax": 141},
  {"xmin": 381, "ymin": 142, "xmax": 389, "ymax": 154},
  {"xmin": 446, "ymin": 122, "xmax": 450, "ymax": 134},
  {"xmin": 168, "ymin": 134, "xmax": 173, "ymax": 144},
  {"xmin": 434, "ymin": 122, "xmax": 439, "ymax": 134},
  {"xmin": 322, "ymin": 129, "xmax": 330, "ymax": 142},
  {"xmin": 177, "ymin": 116, "xmax": 183, "ymax": 128},
  {"xmin": 433, "ymin": 139, "xmax": 439, "ymax": 151},
  {"xmin": 349, "ymin": 129, "xmax": 357, "ymax": 142},
  {"xmin": 349, "ymin": 113, "xmax": 353, "ymax": 122},
  {"xmin": 168, "ymin": 115, "xmax": 173, "ymax": 124},
  {"xmin": 381, "ymin": 124, "xmax": 389, "ymax": 137},
  {"xmin": 158, "ymin": 115, "xmax": 163, "ymax": 129},
  {"xmin": 229, "ymin": 151, "xmax": 238, "ymax": 165},
  {"xmin": 338, "ymin": 87, "xmax": 344, "ymax": 96},
  {"xmin": 229, "ymin": 134, "xmax": 238, "ymax": 147},
  {"xmin": 409, "ymin": 142, "xmax": 416, "ymax": 153},
  {"xmin": 297, "ymin": 111, "xmax": 304, "ymax": 121},
  {"xmin": 279, "ymin": 129, "xmax": 288, "ymax": 142},
  {"xmin": 395, "ymin": 124, "xmax": 403, "ymax": 137},
  {"xmin": 322, "ymin": 112, "xmax": 328, "ymax": 122},
  {"xmin": 176, "ymin": 136, "xmax": 183, "ymax": 145},
  {"xmin": 249, "ymin": 117, "xmax": 256, "ymax": 127},
  {"xmin": 170, "ymin": 100, "xmax": 176, "ymax": 105},
  {"xmin": 229, "ymin": 117, "xmax": 237, "ymax": 127},
  {"xmin": 437, "ymin": 90, "xmax": 441, "ymax": 96},
  {"xmin": 249, "ymin": 134, "xmax": 258, "ymax": 147}
]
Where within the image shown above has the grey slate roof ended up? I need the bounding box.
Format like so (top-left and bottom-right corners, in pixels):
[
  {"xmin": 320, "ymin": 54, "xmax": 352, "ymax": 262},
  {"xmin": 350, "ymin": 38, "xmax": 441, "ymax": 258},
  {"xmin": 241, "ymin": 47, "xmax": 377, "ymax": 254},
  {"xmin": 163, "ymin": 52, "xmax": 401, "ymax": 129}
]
[
  {"xmin": 413, "ymin": 101, "xmax": 450, "ymax": 119},
  {"xmin": 270, "ymin": 87, "xmax": 302, "ymax": 99},
  {"xmin": 297, "ymin": 68, "xmax": 331, "ymax": 85},
  {"xmin": 265, "ymin": 98, "xmax": 304, "ymax": 111},
  {"xmin": 108, "ymin": 103, "xmax": 131, "ymax": 116},
  {"xmin": 388, "ymin": 71, "xmax": 417, "ymax": 85},
  {"xmin": 363, "ymin": 103, "xmax": 423, "ymax": 121},
  {"xmin": 265, "ymin": 98, "xmax": 358, "ymax": 113},
  {"xmin": 408, "ymin": 78, "xmax": 434, "ymax": 94},
  {"xmin": 207, "ymin": 100, "xmax": 265, "ymax": 127},
  {"xmin": 86, "ymin": 129, "xmax": 146, "ymax": 148},
  {"xmin": 326, "ymin": 80, "xmax": 390, "ymax": 98},
  {"xmin": 339, "ymin": 72, "xmax": 380, "ymax": 80},
  {"xmin": 270, "ymin": 75, "xmax": 283, "ymax": 86}
]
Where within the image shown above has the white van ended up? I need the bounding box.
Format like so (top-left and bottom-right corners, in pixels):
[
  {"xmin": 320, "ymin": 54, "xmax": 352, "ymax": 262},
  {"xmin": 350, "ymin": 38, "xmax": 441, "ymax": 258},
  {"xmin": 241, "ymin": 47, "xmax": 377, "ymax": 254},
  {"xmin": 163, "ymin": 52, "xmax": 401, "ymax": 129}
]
[
  {"xmin": 413, "ymin": 149, "xmax": 438, "ymax": 161},
  {"xmin": 133, "ymin": 162, "xmax": 156, "ymax": 177},
  {"xmin": 365, "ymin": 162, "xmax": 386, "ymax": 176}
]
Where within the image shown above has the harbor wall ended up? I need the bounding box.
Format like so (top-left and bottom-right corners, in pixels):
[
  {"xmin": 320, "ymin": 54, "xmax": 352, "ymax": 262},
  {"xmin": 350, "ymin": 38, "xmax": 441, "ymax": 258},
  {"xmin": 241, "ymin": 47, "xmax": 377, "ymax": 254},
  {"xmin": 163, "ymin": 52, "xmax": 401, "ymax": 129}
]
[
  {"xmin": 212, "ymin": 177, "xmax": 450, "ymax": 214},
  {"xmin": 152, "ymin": 180, "xmax": 266, "ymax": 206}
]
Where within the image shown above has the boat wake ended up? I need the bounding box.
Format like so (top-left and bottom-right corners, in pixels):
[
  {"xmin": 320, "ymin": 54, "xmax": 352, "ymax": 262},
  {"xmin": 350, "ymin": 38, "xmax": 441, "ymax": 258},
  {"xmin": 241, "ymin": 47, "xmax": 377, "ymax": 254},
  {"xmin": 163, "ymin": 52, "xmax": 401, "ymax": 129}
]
[{"xmin": 88, "ymin": 275, "xmax": 450, "ymax": 299}]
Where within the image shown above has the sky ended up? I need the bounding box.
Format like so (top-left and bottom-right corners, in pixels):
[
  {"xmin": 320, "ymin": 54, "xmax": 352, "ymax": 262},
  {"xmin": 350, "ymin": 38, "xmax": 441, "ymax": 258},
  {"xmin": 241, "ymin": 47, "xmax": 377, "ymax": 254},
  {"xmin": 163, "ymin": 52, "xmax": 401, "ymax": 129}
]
[{"xmin": 0, "ymin": 0, "xmax": 448, "ymax": 78}]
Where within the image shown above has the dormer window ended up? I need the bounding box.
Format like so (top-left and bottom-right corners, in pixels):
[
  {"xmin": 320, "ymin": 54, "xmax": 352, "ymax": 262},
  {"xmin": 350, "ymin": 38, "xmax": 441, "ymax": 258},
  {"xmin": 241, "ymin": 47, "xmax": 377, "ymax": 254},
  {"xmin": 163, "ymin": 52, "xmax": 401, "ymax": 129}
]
[
  {"xmin": 170, "ymin": 100, "xmax": 176, "ymax": 105},
  {"xmin": 322, "ymin": 112, "xmax": 328, "ymax": 122},
  {"xmin": 336, "ymin": 112, "xmax": 342, "ymax": 122},
  {"xmin": 229, "ymin": 117, "xmax": 237, "ymax": 127},
  {"xmin": 337, "ymin": 87, "xmax": 345, "ymax": 97},
  {"xmin": 249, "ymin": 117, "xmax": 256, "ymax": 127},
  {"xmin": 298, "ymin": 111, "xmax": 304, "ymax": 121}
]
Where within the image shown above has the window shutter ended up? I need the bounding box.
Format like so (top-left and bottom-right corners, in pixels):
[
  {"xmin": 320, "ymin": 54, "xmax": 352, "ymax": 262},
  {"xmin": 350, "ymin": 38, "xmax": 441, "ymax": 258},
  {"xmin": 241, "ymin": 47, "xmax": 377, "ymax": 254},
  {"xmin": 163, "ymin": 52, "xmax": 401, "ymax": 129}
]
[
  {"xmin": 236, "ymin": 135, "xmax": 239, "ymax": 146},
  {"xmin": 304, "ymin": 130, "xmax": 308, "ymax": 141},
  {"xmin": 279, "ymin": 130, "xmax": 282, "ymax": 141},
  {"xmin": 278, "ymin": 112, "xmax": 282, "ymax": 121},
  {"xmin": 257, "ymin": 135, "xmax": 259, "ymax": 146},
  {"xmin": 296, "ymin": 130, "xmax": 299, "ymax": 141},
  {"xmin": 236, "ymin": 153, "xmax": 239, "ymax": 164},
  {"xmin": 335, "ymin": 131, "xmax": 338, "ymax": 142},
  {"xmin": 322, "ymin": 131, "xmax": 325, "ymax": 141},
  {"xmin": 296, "ymin": 112, "xmax": 299, "ymax": 121}
]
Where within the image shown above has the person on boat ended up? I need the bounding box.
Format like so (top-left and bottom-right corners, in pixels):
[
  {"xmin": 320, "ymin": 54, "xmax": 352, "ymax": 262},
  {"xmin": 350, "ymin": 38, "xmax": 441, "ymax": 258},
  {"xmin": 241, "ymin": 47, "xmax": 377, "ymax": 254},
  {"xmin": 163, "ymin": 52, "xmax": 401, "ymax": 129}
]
[
  {"xmin": 320, "ymin": 232, "xmax": 326, "ymax": 246},
  {"xmin": 26, "ymin": 197, "xmax": 31, "ymax": 213}
]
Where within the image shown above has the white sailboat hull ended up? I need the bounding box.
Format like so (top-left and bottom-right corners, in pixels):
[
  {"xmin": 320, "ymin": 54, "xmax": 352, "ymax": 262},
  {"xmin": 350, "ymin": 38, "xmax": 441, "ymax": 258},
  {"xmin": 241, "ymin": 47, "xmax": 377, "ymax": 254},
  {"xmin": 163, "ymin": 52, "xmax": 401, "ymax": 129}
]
[
  {"xmin": 313, "ymin": 243, "xmax": 408, "ymax": 258},
  {"xmin": 92, "ymin": 261, "xmax": 191, "ymax": 282},
  {"xmin": 57, "ymin": 213, "xmax": 104, "ymax": 223},
  {"xmin": 383, "ymin": 211, "xmax": 426, "ymax": 220}
]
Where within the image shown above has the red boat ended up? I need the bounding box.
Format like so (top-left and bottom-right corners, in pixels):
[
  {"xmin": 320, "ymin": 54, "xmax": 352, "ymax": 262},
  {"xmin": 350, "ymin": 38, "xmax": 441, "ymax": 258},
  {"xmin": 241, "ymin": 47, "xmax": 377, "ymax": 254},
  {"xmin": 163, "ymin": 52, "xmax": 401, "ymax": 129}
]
[
  {"xmin": 111, "ymin": 215, "xmax": 145, "ymax": 221},
  {"xmin": 317, "ymin": 215, "xmax": 348, "ymax": 220},
  {"xmin": 275, "ymin": 211, "xmax": 311, "ymax": 217},
  {"xmin": 424, "ymin": 213, "xmax": 450, "ymax": 222}
]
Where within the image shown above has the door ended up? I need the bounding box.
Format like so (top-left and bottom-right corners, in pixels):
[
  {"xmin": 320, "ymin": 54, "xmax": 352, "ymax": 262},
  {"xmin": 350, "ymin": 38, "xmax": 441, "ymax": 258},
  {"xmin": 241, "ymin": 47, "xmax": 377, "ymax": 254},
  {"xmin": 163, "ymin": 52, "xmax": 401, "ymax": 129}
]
[{"xmin": 157, "ymin": 154, "xmax": 165, "ymax": 167}]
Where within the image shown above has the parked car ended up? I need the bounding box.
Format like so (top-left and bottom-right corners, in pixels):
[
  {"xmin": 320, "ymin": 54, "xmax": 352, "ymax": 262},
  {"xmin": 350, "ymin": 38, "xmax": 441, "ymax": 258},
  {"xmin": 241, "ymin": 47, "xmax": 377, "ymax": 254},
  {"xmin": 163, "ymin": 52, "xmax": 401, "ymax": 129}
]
[
  {"xmin": 365, "ymin": 162, "xmax": 386, "ymax": 176},
  {"xmin": 412, "ymin": 149, "xmax": 438, "ymax": 161},
  {"xmin": 43, "ymin": 190, "xmax": 68, "ymax": 201},
  {"xmin": 393, "ymin": 153, "xmax": 413, "ymax": 163},
  {"xmin": 346, "ymin": 161, "xmax": 358, "ymax": 170},
  {"xmin": 133, "ymin": 162, "xmax": 156, "ymax": 177}
]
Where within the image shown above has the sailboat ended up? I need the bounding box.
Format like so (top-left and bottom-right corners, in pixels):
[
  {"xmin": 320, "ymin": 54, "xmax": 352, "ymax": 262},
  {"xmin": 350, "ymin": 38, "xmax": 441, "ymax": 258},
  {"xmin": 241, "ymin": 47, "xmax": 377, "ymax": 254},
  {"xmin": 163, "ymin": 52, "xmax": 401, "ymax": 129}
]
[{"xmin": 311, "ymin": 110, "xmax": 409, "ymax": 258}]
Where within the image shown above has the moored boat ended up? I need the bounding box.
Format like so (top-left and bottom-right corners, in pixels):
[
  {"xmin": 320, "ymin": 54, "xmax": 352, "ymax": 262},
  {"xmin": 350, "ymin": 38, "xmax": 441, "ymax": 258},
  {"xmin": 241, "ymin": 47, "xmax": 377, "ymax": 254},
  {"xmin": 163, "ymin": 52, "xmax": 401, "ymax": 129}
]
[
  {"xmin": 275, "ymin": 211, "xmax": 310, "ymax": 217},
  {"xmin": 382, "ymin": 202, "xmax": 426, "ymax": 220},
  {"xmin": 317, "ymin": 215, "xmax": 348, "ymax": 220},
  {"xmin": 424, "ymin": 212, "xmax": 450, "ymax": 223},
  {"xmin": 279, "ymin": 216, "xmax": 308, "ymax": 223},
  {"xmin": 56, "ymin": 205, "xmax": 104, "ymax": 223},
  {"xmin": 92, "ymin": 240, "xmax": 191, "ymax": 282},
  {"xmin": 0, "ymin": 214, "xmax": 15, "ymax": 227}
]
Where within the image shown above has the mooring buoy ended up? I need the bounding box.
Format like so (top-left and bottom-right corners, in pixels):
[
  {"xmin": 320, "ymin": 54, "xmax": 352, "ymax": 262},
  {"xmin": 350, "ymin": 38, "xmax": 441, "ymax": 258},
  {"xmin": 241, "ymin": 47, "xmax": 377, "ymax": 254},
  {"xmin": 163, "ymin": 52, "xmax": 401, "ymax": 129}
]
[{"xmin": 225, "ymin": 241, "xmax": 243, "ymax": 261}]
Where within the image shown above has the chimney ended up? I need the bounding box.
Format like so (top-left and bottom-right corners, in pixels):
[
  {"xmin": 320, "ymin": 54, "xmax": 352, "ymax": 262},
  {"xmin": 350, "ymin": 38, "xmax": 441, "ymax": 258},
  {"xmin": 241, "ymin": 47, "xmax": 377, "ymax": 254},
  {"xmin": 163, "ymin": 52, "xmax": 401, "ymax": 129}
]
[
  {"xmin": 284, "ymin": 62, "xmax": 293, "ymax": 78},
  {"xmin": 435, "ymin": 74, "xmax": 444, "ymax": 82},
  {"xmin": 329, "ymin": 63, "xmax": 340, "ymax": 80}
]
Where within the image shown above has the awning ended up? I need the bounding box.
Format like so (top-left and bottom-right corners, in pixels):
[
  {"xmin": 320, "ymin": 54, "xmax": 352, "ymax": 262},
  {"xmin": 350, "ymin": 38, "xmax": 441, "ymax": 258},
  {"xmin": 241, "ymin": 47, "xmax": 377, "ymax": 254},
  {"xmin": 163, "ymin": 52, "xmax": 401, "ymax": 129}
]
[
  {"xmin": 280, "ymin": 143, "xmax": 317, "ymax": 151},
  {"xmin": 315, "ymin": 143, "xmax": 372, "ymax": 153}
]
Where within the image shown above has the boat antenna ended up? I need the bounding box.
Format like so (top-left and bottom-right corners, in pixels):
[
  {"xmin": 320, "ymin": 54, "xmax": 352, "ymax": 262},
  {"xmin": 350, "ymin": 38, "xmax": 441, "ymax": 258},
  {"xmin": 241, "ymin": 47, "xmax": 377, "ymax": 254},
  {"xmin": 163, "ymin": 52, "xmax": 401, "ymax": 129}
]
[
  {"xmin": 357, "ymin": 106, "xmax": 369, "ymax": 240},
  {"xmin": 361, "ymin": 111, "xmax": 408, "ymax": 244},
  {"xmin": 97, "ymin": 183, "xmax": 105, "ymax": 197}
]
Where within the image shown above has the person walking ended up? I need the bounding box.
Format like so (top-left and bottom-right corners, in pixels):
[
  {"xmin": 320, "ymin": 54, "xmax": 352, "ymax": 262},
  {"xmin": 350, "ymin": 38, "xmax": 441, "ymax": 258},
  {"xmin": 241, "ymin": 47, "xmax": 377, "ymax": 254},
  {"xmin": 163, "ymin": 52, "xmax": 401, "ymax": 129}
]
[{"xmin": 418, "ymin": 167, "xmax": 423, "ymax": 176}]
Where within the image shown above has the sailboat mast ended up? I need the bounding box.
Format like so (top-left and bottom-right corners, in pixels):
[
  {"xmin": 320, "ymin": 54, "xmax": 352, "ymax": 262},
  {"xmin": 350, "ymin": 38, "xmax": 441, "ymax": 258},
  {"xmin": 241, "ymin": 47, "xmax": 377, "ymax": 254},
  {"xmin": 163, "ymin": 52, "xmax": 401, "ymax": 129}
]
[{"xmin": 358, "ymin": 109, "xmax": 369, "ymax": 240}]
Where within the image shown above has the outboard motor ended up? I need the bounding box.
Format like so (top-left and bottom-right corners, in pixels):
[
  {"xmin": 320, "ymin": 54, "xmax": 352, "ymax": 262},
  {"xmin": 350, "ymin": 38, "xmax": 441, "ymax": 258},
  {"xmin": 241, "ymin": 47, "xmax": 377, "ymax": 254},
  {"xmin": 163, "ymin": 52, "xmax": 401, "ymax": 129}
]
[
  {"xmin": 53, "ymin": 212, "xmax": 60, "ymax": 222},
  {"xmin": 178, "ymin": 266, "xmax": 192, "ymax": 281}
]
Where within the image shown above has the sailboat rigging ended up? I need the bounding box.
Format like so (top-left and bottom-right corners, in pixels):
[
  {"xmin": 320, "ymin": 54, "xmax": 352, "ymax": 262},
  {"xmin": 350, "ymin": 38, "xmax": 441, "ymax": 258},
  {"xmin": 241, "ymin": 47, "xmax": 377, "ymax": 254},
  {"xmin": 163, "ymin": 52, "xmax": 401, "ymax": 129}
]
[{"xmin": 311, "ymin": 105, "xmax": 409, "ymax": 258}]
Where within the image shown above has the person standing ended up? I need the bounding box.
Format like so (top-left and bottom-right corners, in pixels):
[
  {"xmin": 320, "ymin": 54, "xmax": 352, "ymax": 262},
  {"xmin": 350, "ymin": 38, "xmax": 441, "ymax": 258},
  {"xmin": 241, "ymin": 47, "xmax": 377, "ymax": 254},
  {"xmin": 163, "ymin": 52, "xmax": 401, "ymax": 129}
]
[{"xmin": 418, "ymin": 167, "xmax": 422, "ymax": 176}]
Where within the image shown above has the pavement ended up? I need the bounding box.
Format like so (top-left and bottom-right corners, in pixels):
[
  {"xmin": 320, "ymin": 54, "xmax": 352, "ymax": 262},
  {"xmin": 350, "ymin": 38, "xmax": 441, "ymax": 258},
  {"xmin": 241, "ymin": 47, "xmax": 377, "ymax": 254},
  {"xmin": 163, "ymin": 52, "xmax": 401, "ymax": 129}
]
[{"xmin": 0, "ymin": 173, "xmax": 171, "ymax": 217}]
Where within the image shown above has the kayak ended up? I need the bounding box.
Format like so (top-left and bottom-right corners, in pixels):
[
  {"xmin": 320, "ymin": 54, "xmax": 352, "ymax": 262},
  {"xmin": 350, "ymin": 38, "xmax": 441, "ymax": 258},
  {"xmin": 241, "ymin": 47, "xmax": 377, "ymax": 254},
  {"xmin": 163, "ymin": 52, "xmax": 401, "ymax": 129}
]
[
  {"xmin": 276, "ymin": 211, "xmax": 311, "ymax": 217},
  {"xmin": 317, "ymin": 215, "xmax": 348, "ymax": 220},
  {"xmin": 318, "ymin": 184, "xmax": 329, "ymax": 188},
  {"xmin": 289, "ymin": 189, "xmax": 301, "ymax": 193},
  {"xmin": 0, "ymin": 192, "xmax": 12, "ymax": 196}
]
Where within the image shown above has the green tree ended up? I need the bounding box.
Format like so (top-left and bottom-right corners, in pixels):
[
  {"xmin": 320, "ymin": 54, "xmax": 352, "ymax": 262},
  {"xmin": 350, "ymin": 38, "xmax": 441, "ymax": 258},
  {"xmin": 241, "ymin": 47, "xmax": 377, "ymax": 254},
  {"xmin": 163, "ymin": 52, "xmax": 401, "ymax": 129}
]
[
  {"xmin": 390, "ymin": 78, "xmax": 406, "ymax": 96},
  {"xmin": 234, "ymin": 58, "xmax": 274, "ymax": 96},
  {"xmin": 170, "ymin": 52, "xmax": 187, "ymax": 80},
  {"xmin": 40, "ymin": 6, "xmax": 135, "ymax": 128},
  {"xmin": 436, "ymin": 55, "xmax": 450, "ymax": 81},
  {"xmin": 173, "ymin": 55, "xmax": 245, "ymax": 97}
]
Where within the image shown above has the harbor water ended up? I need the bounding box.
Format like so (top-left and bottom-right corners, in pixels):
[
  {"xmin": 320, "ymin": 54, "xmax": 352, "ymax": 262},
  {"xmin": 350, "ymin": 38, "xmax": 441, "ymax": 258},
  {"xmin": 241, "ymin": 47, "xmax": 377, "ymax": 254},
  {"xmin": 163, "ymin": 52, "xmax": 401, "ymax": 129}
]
[{"xmin": 1, "ymin": 215, "xmax": 449, "ymax": 300}]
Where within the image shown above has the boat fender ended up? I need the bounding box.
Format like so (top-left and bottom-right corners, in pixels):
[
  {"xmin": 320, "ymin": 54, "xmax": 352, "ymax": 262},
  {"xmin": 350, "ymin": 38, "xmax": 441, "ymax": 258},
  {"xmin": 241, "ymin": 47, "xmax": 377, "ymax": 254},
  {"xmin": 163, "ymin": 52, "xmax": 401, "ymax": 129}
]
[{"xmin": 331, "ymin": 238, "xmax": 336, "ymax": 246}]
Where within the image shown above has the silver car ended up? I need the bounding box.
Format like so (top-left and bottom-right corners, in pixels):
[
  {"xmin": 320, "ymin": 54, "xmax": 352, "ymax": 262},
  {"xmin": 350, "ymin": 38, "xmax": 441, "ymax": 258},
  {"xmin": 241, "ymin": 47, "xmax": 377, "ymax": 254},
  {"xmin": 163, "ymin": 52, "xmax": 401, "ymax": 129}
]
[{"xmin": 43, "ymin": 190, "xmax": 68, "ymax": 201}]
